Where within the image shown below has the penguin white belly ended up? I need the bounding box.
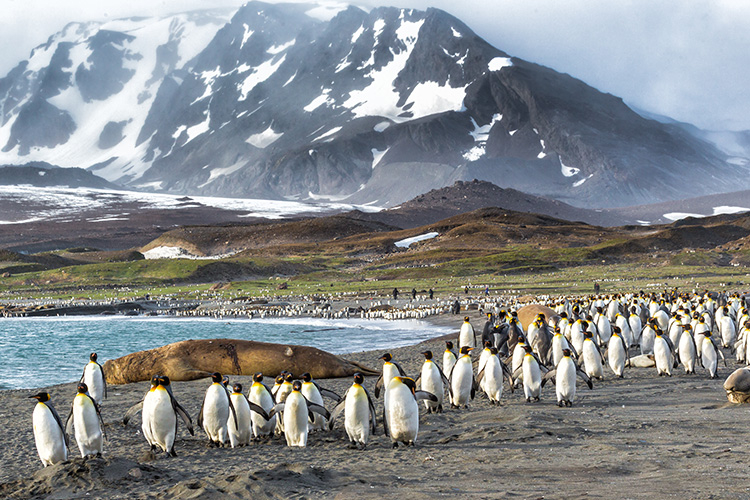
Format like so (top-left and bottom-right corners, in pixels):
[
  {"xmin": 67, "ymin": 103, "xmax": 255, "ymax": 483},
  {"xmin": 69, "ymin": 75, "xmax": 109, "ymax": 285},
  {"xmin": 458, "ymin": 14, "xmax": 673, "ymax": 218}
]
[
  {"xmin": 522, "ymin": 357, "xmax": 541, "ymax": 400},
  {"xmin": 654, "ymin": 337, "xmax": 672, "ymax": 376},
  {"xmin": 82, "ymin": 363, "xmax": 106, "ymax": 405},
  {"xmin": 617, "ymin": 317, "xmax": 633, "ymax": 346},
  {"xmin": 582, "ymin": 341, "xmax": 603, "ymax": 379},
  {"xmin": 483, "ymin": 356, "xmax": 503, "ymax": 402},
  {"xmin": 345, "ymin": 386, "xmax": 371, "ymax": 445},
  {"xmin": 386, "ymin": 383, "xmax": 418, "ymax": 444},
  {"xmin": 721, "ymin": 318, "xmax": 737, "ymax": 348},
  {"xmin": 32, "ymin": 404, "xmax": 67, "ymax": 466},
  {"xmin": 420, "ymin": 363, "xmax": 443, "ymax": 410},
  {"xmin": 228, "ymin": 393, "xmax": 252, "ymax": 448},
  {"xmin": 451, "ymin": 358, "xmax": 474, "ymax": 406},
  {"xmin": 283, "ymin": 392, "xmax": 310, "ymax": 447},
  {"xmin": 73, "ymin": 395, "xmax": 103, "ymax": 457},
  {"xmin": 249, "ymin": 386, "xmax": 276, "ymax": 438},
  {"xmin": 141, "ymin": 390, "xmax": 157, "ymax": 447},
  {"xmin": 628, "ymin": 317, "xmax": 642, "ymax": 346},
  {"xmin": 679, "ymin": 334, "xmax": 697, "ymax": 373},
  {"xmin": 443, "ymin": 353, "xmax": 456, "ymax": 380},
  {"xmin": 571, "ymin": 327, "xmax": 584, "ymax": 354},
  {"xmin": 702, "ymin": 341, "xmax": 718, "ymax": 378},
  {"xmin": 640, "ymin": 328, "xmax": 655, "ymax": 355},
  {"xmin": 275, "ymin": 384, "xmax": 292, "ymax": 434},
  {"xmin": 552, "ymin": 336, "xmax": 567, "ymax": 367},
  {"xmin": 597, "ymin": 317, "xmax": 612, "ymax": 344},
  {"xmin": 202, "ymin": 384, "xmax": 230, "ymax": 444},
  {"xmin": 150, "ymin": 389, "xmax": 177, "ymax": 453},
  {"xmin": 302, "ymin": 384, "xmax": 326, "ymax": 431},
  {"xmin": 459, "ymin": 323, "xmax": 475, "ymax": 348},
  {"xmin": 556, "ymin": 358, "xmax": 576, "ymax": 405},
  {"xmin": 607, "ymin": 337, "xmax": 626, "ymax": 377},
  {"xmin": 512, "ymin": 344, "xmax": 525, "ymax": 374}
]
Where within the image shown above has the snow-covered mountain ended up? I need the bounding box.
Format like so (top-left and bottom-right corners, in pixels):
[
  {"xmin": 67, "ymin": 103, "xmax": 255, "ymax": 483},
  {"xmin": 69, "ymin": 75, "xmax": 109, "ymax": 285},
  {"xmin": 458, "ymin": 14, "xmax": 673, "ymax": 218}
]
[{"xmin": 0, "ymin": 2, "xmax": 747, "ymax": 209}]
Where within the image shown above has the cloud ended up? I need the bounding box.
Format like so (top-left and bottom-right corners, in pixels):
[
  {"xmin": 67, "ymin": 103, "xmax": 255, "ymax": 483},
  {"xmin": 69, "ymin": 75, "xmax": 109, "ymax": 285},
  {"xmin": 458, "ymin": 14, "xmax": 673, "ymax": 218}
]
[{"xmin": 2, "ymin": 0, "xmax": 749, "ymax": 130}]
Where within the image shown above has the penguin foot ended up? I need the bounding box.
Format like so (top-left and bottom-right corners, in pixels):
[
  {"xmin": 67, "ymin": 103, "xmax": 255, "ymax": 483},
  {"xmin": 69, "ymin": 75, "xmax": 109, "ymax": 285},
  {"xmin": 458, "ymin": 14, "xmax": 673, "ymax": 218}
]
[
  {"xmin": 437, "ymin": 405, "xmax": 443, "ymax": 413},
  {"xmin": 392, "ymin": 442, "xmax": 399, "ymax": 449},
  {"xmin": 557, "ymin": 401, "xmax": 564, "ymax": 407},
  {"xmin": 565, "ymin": 401, "xmax": 573, "ymax": 407}
]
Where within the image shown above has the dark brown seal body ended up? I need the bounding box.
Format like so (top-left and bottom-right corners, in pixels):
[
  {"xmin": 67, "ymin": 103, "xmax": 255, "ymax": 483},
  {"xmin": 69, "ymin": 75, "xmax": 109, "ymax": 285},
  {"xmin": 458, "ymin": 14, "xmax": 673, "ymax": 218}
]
[
  {"xmin": 516, "ymin": 304, "xmax": 559, "ymax": 329},
  {"xmin": 103, "ymin": 338, "xmax": 378, "ymax": 384}
]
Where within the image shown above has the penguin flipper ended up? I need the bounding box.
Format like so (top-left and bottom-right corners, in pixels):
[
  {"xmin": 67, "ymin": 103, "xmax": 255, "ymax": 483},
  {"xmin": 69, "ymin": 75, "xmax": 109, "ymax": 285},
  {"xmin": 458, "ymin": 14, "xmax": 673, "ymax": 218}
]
[
  {"xmin": 226, "ymin": 388, "xmax": 240, "ymax": 431},
  {"xmin": 382, "ymin": 406, "xmax": 389, "ymax": 438},
  {"xmin": 577, "ymin": 369, "xmax": 593, "ymax": 390},
  {"xmin": 97, "ymin": 361, "xmax": 108, "ymax": 400},
  {"xmin": 319, "ymin": 387, "xmax": 342, "ymax": 403},
  {"xmin": 48, "ymin": 402, "xmax": 70, "ymax": 449},
  {"xmin": 246, "ymin": 400, "xmax": 269, "ymax": 421},
  {"xmin": 307, "ymin": 402, "xmax": 330, "ymax": 423},
  {"xmin": 87, "ymin": 393, "xmax": 107, "ymax": 440},
  {"xmin": 437, "ymin": 365, "xmax": 450, "ymax": 387},
  {"xmin": 476, "ymin": 367, "xmax": 485, "ymax": 385},
  {"xmin": 414, "ymin": 390, "xmax": 438, "ymax": 403},
  {"xmin": 541, "ymin": 369, "xmax": 556, "ymax": 388},
  {"xmin": 374, "ymin": 373, "xmax": 384, "ymax": 398},
  {"xmin": 123, "ymin": 400, "xmax": 144, "ymax": 426},
  {"xmin": 501, "ymin": 362, "xmax": 514, "ymax": 393},
  {"xmin": 365, "ymin": 388, "xmax": 377, "ymax": 435},
  {"xmin": 393, "ymin": 361, "xmax": 407, "ymax": 377},
  {"xmin": 65, "ymin": 407, "xmax": 74, "ymax": 436},
  {"xmin": 328, "ymin": 400, "xmax": 346, "ymax": 431},
  {"xmin": 173, "ymin": 400, "xmax": 194, "ymax": 436},
  {"xmin": 197, "ymin": 399, "xmax": 205, "ymax": 431},
  {"xmin": 267, "ymin": 403, "xmax": 285, "ymax": 421}
]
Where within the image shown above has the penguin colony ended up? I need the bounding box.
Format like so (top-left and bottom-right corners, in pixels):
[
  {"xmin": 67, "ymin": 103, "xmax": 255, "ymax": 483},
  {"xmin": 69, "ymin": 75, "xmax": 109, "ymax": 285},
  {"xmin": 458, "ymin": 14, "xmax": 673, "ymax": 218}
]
[{"xmin": 28, "ymin": 289, "xmax": 750, "ymax": 466}]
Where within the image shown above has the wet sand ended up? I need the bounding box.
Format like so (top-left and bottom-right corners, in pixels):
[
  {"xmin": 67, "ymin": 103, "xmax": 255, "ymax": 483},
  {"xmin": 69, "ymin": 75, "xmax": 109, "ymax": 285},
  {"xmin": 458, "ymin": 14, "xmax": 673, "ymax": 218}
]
[{"xmin": 1, "ymin": 309, "xmax": 747, "ymax": 499}]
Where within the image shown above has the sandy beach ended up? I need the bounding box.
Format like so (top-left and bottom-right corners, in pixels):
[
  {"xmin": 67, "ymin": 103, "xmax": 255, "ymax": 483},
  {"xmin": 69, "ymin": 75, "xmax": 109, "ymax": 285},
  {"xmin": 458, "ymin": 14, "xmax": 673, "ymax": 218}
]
[{"xmin": 1, "ymin": 308, "xmax": 747, "ymax": 499}]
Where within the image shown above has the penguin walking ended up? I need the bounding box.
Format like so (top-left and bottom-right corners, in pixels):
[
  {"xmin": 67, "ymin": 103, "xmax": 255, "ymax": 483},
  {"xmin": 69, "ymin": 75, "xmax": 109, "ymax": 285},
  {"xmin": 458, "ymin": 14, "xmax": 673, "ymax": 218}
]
[
  {"xmin": 653, "ymin": 330, "xmax": 676, "ymax": 377},
  {"xmin": 248, "ymin": 373, "xmax": 277, "ymax": 440},
  {"xmin": 443, "ymin": 341, "xmax": 458, "ymax": 378},
  {"xmin": 581, "ymin": 331, "xmax": 605, "ymax": 380},
  {"xmin": 374, "ymin": 353, "xmax": 407, "ymax": 398},
  {"xmin": 606, "ymin": 326, "xmax": 629, "ymax": 378},
  {"xmin": 301, "ymin": 372, "xmax": 340, "ymax": 431},
  {"xmin": 476, "ymin": 347, "xmax": 513, "ymax": 404},
  {"xmin": 701, "ymin": 332, "xmax": 726, "ymax": 379},
  {"xmin": 274, "ymin": 372, "xmax": 295, "ymax": 435},
  {"xmin": 678, "ymin": 324, "xmax": 698, "ymax": 374},
  {"xmin": 142, "ymin": 375, "xmax": 194, "ymax": 457},
  {"xmin": 65, "ymin": 383, "xmax": 105, "ymax": 458},
  {"xmin": 513, "ymin": 345, "xmax": 545, "ymax": 402},
  {"xmin": 459, "ymin": 316, "xmax": 477, "ymax": 349},
  {"xmin": 542, "ymin": 349, "xmax": 593, "ymax": 406},
  {"xmin": 415, "ymin": 351, "xmax": 449, "ymax": 413},
  {"xmin": 640, "ymin": 320, "xmax": 657, "ymax": 355},
  {"xmin": 29, "ymin": 392, "xmax": 69, "ymax": 466},
  {"xmin": 80, "ymin": 352, "xmax": 107, "ymax": 405},
  {"xmin": 227, "ymin": 383, "xmax": 269, "ymax": 448},
  {"xmin": 268, "ymin": 380, "xmax": 330, "ymax": 447},
  {"xmin": 551, "ymin": 327, "xmax": 576, "ymax": 367},
  {"xmin": 719, "ymin": 314, "xmax": 737, "ymax": 348},
  {"xmin": 198, "ymin": 373, "xmax": 239, "ymax": 446},
  {"xmin": 449, "ymin": 346, "xmax": 477, "ymax": 408},
  {"xmin": 383, "ymin": 376, "xmax": 437, "ymax": 448},
  {"xmin": 329, "ymin": 373, "xmax": 377, "ymax": 449}
]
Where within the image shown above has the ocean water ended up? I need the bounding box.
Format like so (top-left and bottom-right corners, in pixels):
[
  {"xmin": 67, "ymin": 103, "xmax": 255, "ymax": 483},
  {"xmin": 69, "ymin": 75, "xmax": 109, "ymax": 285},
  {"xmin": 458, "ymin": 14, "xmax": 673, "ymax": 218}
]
[{"xmin": 0, "ymin": 316, "xmax": 452, "ymax": 390}]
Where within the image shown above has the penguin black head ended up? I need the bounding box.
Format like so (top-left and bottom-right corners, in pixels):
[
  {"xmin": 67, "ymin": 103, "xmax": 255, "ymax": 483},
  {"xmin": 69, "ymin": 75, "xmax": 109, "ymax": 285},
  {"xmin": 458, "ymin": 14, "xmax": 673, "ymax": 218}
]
[
  {"xmin": 464, "ymin": 316, "xmax": 470, "ymax": 322},
  {"xmin": 292, "ymin": 380, "xmax": 302, "ymax": 392},
  {"xmin": 580, "ymin": 320, "xmax": 588, "ymax": 329},
  {"xmin": 560, "ymin": 312, "xmax": 568, "ymax": 319},
  {"xmin": 89, "ymin": 352, "xmax": 98, "ymax": 362},
  {"xmin": 396, "ymin": 376, "xmax": 417, "ymax": 394},
  {"xmin": 511, "ymin": 311, "xmax": 518, "ymax": 318},
  {"xmin": 612, "ymin": 325, "xmax": 621, "ymax": 334},
  {"xmin": 562, "ymin": 348, "xmax": 572, "ymax": 357},
  {"xmin": 301, "ymin": 373, "xmax": 312, "ymax": 382},
  {"xmin": 445, "ymin": 341, "xmax": 454, "ymax": 350},
  {"xmin": 490, "ymin": 347, "xmax": 498, "ymax": 355},
  {"xmin": 253, "ymin": 373, "xmax": 264, "ymax": 383},
  {"xmin": 484, "ymin": 340, "xmax": 492, "ymax": 348},
  {"xmin": 284, "ymin": 372, "xmax": 295, "ymax": 382},
  {"xmin": 522, "ymin": 345, "xmax": 533, "ymax": 354},
  {"xmin": 554, "ymin": 326, "xmax": 561, "ymax": 334},
  {"xmin": 459, "ymin": 346, "xmax": 473, "ymax": 355},
  {"xmin": 29, "ymin": 392, "xmax": 50, "ymax": 402},
  {"xmin": 150, "ymin": 375, "xmax": 160, "ymax": 387},
  {"xmin": 517, "ymin": 334, "xmax": 526, "ymax": 343},
  {"xmin": 274, "ymin": 374, "xmax": 285, "ymax": 384},
  {"xmin": 704, "ymin": 331, "xmax": 712, "ymax": 338},
  {"xmin": 586, "ymin": 315, "xmax": 594, "ymax": 321},
  {"xmin": 232, "ymin": 383, "xmax": 242, "ymax": 393},
  {"xmin": 421, "ymin": 350, "xmax": 433, "ymax": 360},
  {"xmin": 353, "ymin": 372, "xmax": 364, "ymax": 385},
  {"xmin": 596, "ymin": 306, "xmax": 603, "ymax": 313},
  {"xmin": 682, "ymin": 324, "xmax": 692, "ymax": 331},
  {"xmin": 584, "ymin": 330, "xmax": 593, "ymax": 339},
  {"xmin": 77, "ymin": 383, "xmax": 88, "ymax": 394},
  {"xmin": 211, "ymin": 372, "xmax": 223, "ymax": 384},
  {"xmin": 380, "ymin": 353, "xmax": 393, "ymax": 362},
  {"xmin": 538, "ymin": 313, "xmax": 546, "ymax": 320},
  {"xmin": 158, "ymin": 375, "xmax": 171, "ymax": 387}
]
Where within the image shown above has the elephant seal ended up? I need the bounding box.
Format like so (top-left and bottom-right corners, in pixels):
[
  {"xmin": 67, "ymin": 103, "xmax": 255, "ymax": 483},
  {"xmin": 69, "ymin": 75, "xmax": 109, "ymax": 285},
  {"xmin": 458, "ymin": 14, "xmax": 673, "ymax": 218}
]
[
  {"xmin": 103, "ymin": 339, "xmax": 378, "ymax": 385},
  {"xmin": 516, "ymin": 304, "xmax": 559, "ymax": 330},
  {"xmin": 724, "ymin": 368, "xmax": 750, "ymax": 403}
]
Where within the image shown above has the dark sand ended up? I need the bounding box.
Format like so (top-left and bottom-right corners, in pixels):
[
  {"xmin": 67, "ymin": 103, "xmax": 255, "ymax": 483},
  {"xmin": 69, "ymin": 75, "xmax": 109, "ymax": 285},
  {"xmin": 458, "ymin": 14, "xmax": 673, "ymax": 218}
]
[{"xmin": 1, "ymin": 309, "xmax": 746, "ymax": 499}]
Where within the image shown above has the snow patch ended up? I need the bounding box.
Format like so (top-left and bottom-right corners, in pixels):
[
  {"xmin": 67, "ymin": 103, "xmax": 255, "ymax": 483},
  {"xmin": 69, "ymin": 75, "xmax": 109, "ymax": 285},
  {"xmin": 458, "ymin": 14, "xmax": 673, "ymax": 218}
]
[
  {"xmin": 305, "ymin": 3, "xmax": 348, "ymax": 21},
  {"xmin": 560, "ymin": 159, "xmax": 580, "ymax": 177},
  {"xmin": 451, "ymin": 27, "xmax": 462, "ymax": 38},
  {"xmin": 663, "ymin": 212, "xmax": 703, "ymax": 221},
  {"xmin": 239, "ymin": 55, "xmax": 286, "ymax": 100},
  {"xmin": 572, "ymin": 174, "xmax": 593, "ymax": 187},
  {"xmin": 395, "ymin": 232, "xmax": 439, "ymax": 248},
  {"xmin": 488, "ymin": 57, "xmax": 512, "ymax": 72},
  {"xmin": 304, "ymin": 90, "xmax": 334, "ymax": 112},
  {"xmin": 463, "ymin": 114, "xmax": 502, "ymax": 161},
  {"xmin": 371, "ymin": 148, "xmax": 388, "ymax": 168},
  {"xmin": 267, "ymin": 39, "xmax": 295, "ymax": 54},
  {"xmin": 246, "ymin": 125, "xmax": 283, "ymax": 148},
  {"xmin": 713, "ymin": 205, "xmax": 750, "ymax": 216},
  {"xmin": 351, "ymin": 25, "xmax": 365, "ymax": 43},
  {"xmin": 374, "ymin": 121, "xmax": 391, "ymax": 132},
  {"xmin": 312, "ymin": 126, "xmax": 342, "ymax": 142}
]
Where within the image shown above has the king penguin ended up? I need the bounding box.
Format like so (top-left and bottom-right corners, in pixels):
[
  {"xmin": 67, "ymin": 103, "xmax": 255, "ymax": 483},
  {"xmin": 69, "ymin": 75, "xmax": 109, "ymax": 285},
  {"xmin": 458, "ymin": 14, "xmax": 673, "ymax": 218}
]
[
  {"xmin": 198, "ymin": 372, "xmax": 238, "ymax": 447},
  {"xmin": 476, "ymin": 347, "xmax": 513, "ymax": 404},
  {"xmin": 458, "ymin": 316, "xmax": 477, "ymax": 349},
  {"xmin": 383, "ymin": 376, "xmax": 437, "ymax": 448},
  {"xmin": 443, "ymin": 341, "xmax": 458, "ymax": 379},
  {"xmin": 227, "ymin": 383, "xmax": 269, "ymax": 448},
  {"xmin": 247, "ymin": 373, "xmax": 276, "ymax": 440},
  {"xmin": 80, "ymin": 352, "xmax": 107, "ymax": 405},
  {"xmin": 449, "ymin": 346, "xmax": 477, "ymax": 408},
  {"xmin": 542, "ymin": 348, "xmax": 593, "ymax": 407},
  {"xmin": 269, "ymin": 380, "xmax": 330, "ymax": 447},
  {"xmin": 678, "ymin": 324, "xmax": 698, "ymax": 374},
  {"xmin": 29, "ymin": 392, "xmax": 69, "ymax": 466},
  {"xmin": 329, "ymin": 373, "xmax": 377, "ymax": 449},
  {"xmin": 514, "ymin": 344, "xmax": 544, "ymax": 402},
  {"xmin": 374, "ymin": 353, "xmax": 407, "ymax": 398},
  {"xmin": 301, "ymin": 372, "xmax": 340, "ymax": 431},
  {"xmin": 415, "ymin": 351, "xmax": 449, "ymax": 413},
  {"xmin": 142, "ymin": 375, "xmax": 194, "ymax": 457},
  {"xmin": 606, "ymin": 326, "xmax": 629, "ymax": 378},
  {"xmin": 65, "ymin": 382, "xmax": 105, "ymax": 458}
]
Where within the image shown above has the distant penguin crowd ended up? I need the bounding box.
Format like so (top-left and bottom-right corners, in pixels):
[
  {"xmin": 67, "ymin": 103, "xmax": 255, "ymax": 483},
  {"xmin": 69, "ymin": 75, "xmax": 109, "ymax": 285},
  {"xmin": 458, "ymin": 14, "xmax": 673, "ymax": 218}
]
[{"xmin": 28, "ymin": 288, "xmax": 750, "ymax": 466}]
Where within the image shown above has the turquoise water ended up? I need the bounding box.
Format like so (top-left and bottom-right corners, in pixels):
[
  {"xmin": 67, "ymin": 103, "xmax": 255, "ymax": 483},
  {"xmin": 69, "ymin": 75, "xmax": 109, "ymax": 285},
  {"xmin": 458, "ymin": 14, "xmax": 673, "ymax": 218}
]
[{"xmin": 0, "ymin": 316, "xmax": 452, "ymax": 390}]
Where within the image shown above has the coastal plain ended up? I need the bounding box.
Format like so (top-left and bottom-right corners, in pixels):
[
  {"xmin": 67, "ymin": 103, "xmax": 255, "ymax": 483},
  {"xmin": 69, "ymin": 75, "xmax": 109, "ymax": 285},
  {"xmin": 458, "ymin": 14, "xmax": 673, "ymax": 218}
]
[{"xmin": 1, "ymin": 309, "xmax": 747, "ymax": 500}]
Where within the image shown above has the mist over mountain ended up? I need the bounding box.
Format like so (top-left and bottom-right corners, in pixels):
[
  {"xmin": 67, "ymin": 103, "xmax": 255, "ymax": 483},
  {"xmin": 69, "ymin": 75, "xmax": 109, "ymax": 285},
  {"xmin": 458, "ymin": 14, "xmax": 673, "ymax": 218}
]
[{"xmin": 0, "ymin": 2, "xmax": 747, "ymax": 209}]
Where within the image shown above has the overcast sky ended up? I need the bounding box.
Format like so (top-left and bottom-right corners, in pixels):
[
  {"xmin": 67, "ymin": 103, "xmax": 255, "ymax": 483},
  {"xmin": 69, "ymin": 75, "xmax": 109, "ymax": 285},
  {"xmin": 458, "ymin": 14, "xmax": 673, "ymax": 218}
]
[{"xmin": 3, "ymin": 0, "xmax": 749, "ymax": 131}]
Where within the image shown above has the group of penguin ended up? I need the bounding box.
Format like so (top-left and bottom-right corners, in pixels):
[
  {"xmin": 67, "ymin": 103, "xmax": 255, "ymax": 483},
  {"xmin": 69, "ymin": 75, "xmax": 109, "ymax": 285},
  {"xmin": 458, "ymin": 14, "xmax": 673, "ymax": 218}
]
[{"xmin": 28, "ymin": 289, "xmax": 750, "ymax": 466}]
